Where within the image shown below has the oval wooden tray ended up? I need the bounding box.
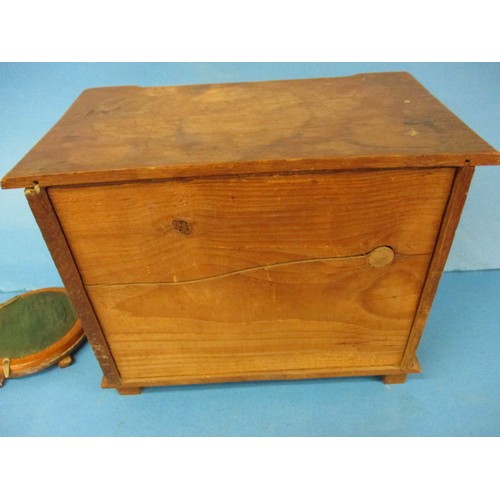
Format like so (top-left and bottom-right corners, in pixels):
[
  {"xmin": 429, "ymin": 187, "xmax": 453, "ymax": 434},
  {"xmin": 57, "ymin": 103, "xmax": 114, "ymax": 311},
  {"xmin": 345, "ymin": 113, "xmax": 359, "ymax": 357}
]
[{"xmin": 0, "ymin": 287, "xmax": 84, "ymax": 386}]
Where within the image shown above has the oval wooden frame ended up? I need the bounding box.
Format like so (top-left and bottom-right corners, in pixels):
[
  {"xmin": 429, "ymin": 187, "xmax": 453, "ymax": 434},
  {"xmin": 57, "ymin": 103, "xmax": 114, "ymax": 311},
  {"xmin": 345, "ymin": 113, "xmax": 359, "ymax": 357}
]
[{"xmin": 1, "ymin": 287, "xmax": 85, "ymax": 381}]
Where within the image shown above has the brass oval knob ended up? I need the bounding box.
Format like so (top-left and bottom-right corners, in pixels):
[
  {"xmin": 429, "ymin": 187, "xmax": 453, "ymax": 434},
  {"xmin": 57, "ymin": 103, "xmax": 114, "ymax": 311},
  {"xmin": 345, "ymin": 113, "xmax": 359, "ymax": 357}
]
[{"xmin": 368, "ymin": 246, "xmax": 395, "ymax": 268}]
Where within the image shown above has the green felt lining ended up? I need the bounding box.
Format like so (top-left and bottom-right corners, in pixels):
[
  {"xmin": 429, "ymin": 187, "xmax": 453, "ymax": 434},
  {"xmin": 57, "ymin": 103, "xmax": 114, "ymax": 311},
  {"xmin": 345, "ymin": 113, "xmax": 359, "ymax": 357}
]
[{"xmin": 0, "ymin": 291, "xmax": 78, "ymax": 358}]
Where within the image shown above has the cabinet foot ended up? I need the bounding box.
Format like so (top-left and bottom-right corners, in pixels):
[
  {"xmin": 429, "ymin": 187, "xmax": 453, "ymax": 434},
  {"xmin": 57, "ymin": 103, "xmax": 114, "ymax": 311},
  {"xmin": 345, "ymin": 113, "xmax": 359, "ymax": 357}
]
[
  {"xmin": 57, "ymin": 355, "xmax": 73, "ymax": 368},
  {"xmin": 117, "ymin": 386, "xmax": 143, "ymax": 396},
  {"xmin": 383, "ymin": 373, "xmax": 407, "ymax": 384}
]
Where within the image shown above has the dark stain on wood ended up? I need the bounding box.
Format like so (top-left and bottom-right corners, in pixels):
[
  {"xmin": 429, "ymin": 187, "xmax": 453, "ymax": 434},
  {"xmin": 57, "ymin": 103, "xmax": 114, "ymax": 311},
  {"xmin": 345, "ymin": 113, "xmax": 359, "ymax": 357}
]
[{"xmin": 172, "ymin": 219, "xmax": 192, "ymax": 236}]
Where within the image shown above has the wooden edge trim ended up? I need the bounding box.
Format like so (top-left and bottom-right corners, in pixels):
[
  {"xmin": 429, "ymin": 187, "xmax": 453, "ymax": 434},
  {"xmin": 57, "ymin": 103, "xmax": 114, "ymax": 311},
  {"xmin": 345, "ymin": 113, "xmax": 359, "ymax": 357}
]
[
  {"xmin": 3, "ymin": 153, "xmax": 499, "ymax": 190},
  {"xmin": 101, "ymin": 359, "xmax": 422, "ymax": 390},
  {"xmin": 24, "ymin": 184, "xmax": 121, "ymax": 385},
  {"xmin": 401, "ymin": 164, "xmax": 475, "ymax": 368},
  {"xmin": 8, "ymin": 318, "xmax": 85, "ymax": 378}
]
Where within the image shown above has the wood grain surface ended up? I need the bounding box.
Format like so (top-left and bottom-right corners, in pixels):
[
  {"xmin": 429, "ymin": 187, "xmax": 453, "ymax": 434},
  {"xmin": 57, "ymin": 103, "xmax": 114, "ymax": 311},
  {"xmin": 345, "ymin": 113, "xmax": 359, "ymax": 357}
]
[
  {"xmin": 88, "ymin": 254, "xmax": 430, "ymax": 382},
  {"xmin": 4, "ymin": 72, "xmax": 492, "ymax": 390},
  {"xmin": 3, "ymin": 72, "xmax": 499, "ymax": 189},
  {"xmin": 25, "ymin": 185, "xmax": 121, "ymax": 384},
  {"xmin": 49, "ymin": 168, "xmax": 455, "ymax": 285},
  {"xmin": 402, "ymin": 165, "xmax": 475, "ymax": 368},
  {"xmin": 100, "ymin": 359, "xmax": 422, "ymax": 388}
]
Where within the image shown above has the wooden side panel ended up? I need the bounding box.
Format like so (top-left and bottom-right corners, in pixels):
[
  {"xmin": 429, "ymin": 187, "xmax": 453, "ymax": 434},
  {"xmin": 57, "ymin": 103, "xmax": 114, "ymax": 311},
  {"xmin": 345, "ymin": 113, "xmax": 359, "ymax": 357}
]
[
  {"xmin": 24, "ymin": 185, "xmax": 121, "ymax": 384},
  {"xmin": 87, "ymin": 254, "xmax": 430, "ymax": 382},
  {"xmin": 49, "ymin": 168, "xmax": 455, "ymax": 285},
  {"xmin": 402, "ymin": 165, "xmax": 475, "ymax": 367}
]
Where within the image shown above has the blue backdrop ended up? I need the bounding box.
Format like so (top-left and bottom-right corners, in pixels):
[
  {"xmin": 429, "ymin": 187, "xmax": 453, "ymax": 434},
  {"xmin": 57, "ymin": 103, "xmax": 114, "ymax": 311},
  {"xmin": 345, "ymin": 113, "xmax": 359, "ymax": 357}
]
[{"xmin": 1, "ymin": 62, "xmax": 499, "ymax": 294}]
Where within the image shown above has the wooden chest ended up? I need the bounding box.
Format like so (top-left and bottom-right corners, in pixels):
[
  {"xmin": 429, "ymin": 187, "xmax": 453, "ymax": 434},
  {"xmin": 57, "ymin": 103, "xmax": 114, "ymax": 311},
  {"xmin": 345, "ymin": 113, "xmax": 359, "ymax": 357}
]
[{"xmin": 3, "ymin": 72, "xmax": 499, "ymax": 395}]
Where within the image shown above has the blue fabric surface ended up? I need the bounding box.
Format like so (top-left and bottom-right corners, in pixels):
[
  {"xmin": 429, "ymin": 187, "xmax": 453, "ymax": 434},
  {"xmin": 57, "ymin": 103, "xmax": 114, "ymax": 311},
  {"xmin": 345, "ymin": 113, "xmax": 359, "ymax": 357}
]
[{"xmin": 1, "ymin": 270, "xmax": 499, "ymax": 437}]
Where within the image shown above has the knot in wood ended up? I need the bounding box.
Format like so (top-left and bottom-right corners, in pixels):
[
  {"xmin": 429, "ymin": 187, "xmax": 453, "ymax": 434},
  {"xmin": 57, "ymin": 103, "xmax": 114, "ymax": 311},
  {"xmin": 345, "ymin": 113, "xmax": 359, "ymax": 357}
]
[{"xmin": 172, "ymin": 219, "xmax": 192, "ymax": 236}]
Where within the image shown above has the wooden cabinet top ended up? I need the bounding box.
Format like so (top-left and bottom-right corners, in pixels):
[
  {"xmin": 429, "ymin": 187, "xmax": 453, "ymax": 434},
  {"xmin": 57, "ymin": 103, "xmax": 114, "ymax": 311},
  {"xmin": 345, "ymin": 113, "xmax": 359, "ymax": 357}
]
[{"xmin": 2, "ymin": 71, "xmax": 499, "ymax": 189}]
